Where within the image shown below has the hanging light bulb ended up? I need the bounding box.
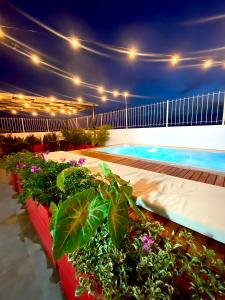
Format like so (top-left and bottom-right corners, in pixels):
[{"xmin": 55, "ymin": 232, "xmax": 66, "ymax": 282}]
[
  {"xmin": 18, "ymin": 94, "xmax": 24, "ymax": 99},
  {"xmin": 32, "ymin": 112, "xmax": 37, "ymax": 116},
  {"xmin": 123, "ymin": 91, "xmax": 129, "ymax": 98},
  {"xmin": 112, "ymin": 90, "xmax": 119, "ymax": 97},
  {"xmin": 128, "ymin": 48, "xmax": 137, "ymax": 60},
  {"xmin": 51, "ymin": 112, "xmax": 55, "ymax": 116},
  {"xmin": 101, "ymin": 95, "xmax": 107, "ymax": 102},
  {"xmin": 170, "ymin": 55, "xmax": 180, "ymax": 66},
  {"xmin": 203, "ymin": 59, "xmax": 213, "ymax": 69},
  {"xmin": 46, "ymin": 108, "xmax": 50, "ymax": 112},
  {"xmin": 11, "ymin": 109, "xmax": 17, "ymax": 114},
  {"xmin": 98, "ymin": 86, "xmax": 104, "ymax": 94},
  {"xmin": 73, "ymin": 76, "xmax": 81, "ymax": 85},
  {"xmin": 60, "ymin": 109, "xmax": 65, "ymax": 113},
  {"xmin": 70, "ymin": 37, "xmax": 81, "ymax": 49},
  {"xmin": 24, "ymin": 103, "xmax": 29, "ymax": 108},
  {"xmin": 50, "ymin": 96, "xmax": 56, "ymax": 102},
  {"xmin": 77, "ymin": 97, "xmax": 83, "ymax": 103},
  {"xmin": 0, "ymin": 27, "xmax": 4, "ymax": 39},
  {"xmin": 31, "ymin": 54, "xmax": 41, "ymax": 65}
]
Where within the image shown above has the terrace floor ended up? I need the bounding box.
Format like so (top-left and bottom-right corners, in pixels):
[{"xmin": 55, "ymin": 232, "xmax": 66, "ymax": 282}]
[
  {"xmin": 76, "ymin": 149, "xmax": 225, "ymax": 262},
  {"xmin": 0, "ymin": 169, "xmax": 64, "ymax": 300}
]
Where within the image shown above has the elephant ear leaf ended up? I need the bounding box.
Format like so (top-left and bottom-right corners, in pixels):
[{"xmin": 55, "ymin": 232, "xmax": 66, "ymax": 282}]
[
  {"xmin": 107, "ymin": 193, "xmax": 129, "ymax": 247},
  {"xmin": 56, "ymin": 167, "xmax": 75, "ymax": 192},
  {"xmin": 49, "ymin": 202, "xmax": 59, "ymax": 234},
  {"xmin": 53, "ymin": 188, "xmax": 109, "ymax": 260}
]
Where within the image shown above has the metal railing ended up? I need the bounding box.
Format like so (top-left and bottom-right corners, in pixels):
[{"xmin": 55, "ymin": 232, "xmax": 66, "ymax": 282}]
[
  {"xmin": 0, "ymin": 118, "xmax": 66, "ymax": 133},
  {"xmin": 72, "ymin": 91, "xmax": 225, "ymax": 129},
  {"xmin": 1, "ymin": 91, "xmax": 225, "ymax": 133}
]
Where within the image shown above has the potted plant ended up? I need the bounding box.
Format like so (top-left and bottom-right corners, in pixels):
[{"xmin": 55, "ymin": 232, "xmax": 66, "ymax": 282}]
[
  {"xmin": 90, "ymin": 125, "xmax": 111, "ymax": 147},
  {"xmin": 43, "ymin": 132, "xmax": 59, "ymax": 152},
  {"xmin": 24, "ymin": 134, "xmax": 42, "ymax": 152}
]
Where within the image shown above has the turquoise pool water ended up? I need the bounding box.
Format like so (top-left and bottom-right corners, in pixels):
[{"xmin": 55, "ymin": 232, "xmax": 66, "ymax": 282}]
[{"xmin": 97, "ymin": 145, "xmax": 225, "ymax": 173}]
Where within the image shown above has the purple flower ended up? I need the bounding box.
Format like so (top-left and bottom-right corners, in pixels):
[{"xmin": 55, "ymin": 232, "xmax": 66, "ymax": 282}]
[
  {"xmin": 78, "ymin": 158, "xmax": 86, "ymax": 165},
  {"xmin": 16, "ymin": 162, "xmax": 22, "ymax": 169},
  {"xmin": 60, "ymin": 157, "xmax": 66, "ymax": 162},
  {"xmin": 31, "ymin": 165, "xmax": 40, "ymax": 173},
  {"xmin": 140, "ymin": 235, "xmax": 155, "ymax": 254},
  {"xmin": 70, "ymin": 159, "xmax": 77, "ymax": 166}
]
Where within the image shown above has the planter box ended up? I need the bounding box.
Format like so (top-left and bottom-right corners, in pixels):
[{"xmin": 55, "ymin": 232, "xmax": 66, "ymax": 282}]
[
  {"xmin": 26, "ymin": 198, "xmax": 55, "ymax": 266},
  {"xmin": 33, "ymin": 143, "xmax": 45, "ymax": 152},
  {"xmin": 11, "ymin": 173, "xmax": 22, "ymax": 194}
]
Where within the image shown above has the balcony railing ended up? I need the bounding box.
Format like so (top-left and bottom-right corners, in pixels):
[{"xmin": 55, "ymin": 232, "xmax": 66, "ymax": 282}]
[{"xmin": 1, "ymin": 91, "xmax": 225, "ymax": 133}]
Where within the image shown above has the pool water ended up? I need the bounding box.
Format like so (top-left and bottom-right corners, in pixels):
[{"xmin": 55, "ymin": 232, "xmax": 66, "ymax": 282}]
[{"xmin": 97, "ymin": 145, "xmax": 225, "ymax": 173}]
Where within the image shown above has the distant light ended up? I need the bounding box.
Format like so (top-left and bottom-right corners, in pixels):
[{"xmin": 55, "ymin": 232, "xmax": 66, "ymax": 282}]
[
  {"xmin": 128, "ymin": 48, "xmax": 137, "ymax": 60},
  {"xmin": 203, "ymin": 59, "xmax": 213, "ymax": 69},
  {"xmin": 11, "ymin": 109, "xmax": 17, "ymax": 114},
  {"xmin": 101, "ymin": 95, "xmax": 107, "ymax": 102},
  {"xmin": 51, "ymin": 112, "xmax": 55, "ymax": 116},
  {"xmin": 46, "ymin": 108, "xmax": 50, "ymax": 112},
  {"xmin": 32, "ymin": 112, "xmax": 37, "ymax": 116},
  {"xmin": 24, "ymin": 103, "xmax": 29, "ymax": 108},
  {"xmin": 77, "ymin": 97, "xmax": 83, "ymax": 103},
  {"xmin": 68, "ymin": 111, "xmax": 72, "ymax": 115},
  {"xmin": 0, "ymin": 28, "xmax": 4, "ymax": 39},
  {"xmin": 123, "ymin": 91, "xmax": 129, "ymax": 98},
  {"xmin": 70, "ymin": 37, "xmax": 80, "ymax": 49},
  {"xmin": 50, "ymin": 96, "xmax": 55, "ymax": 102},
  {"xmin": 31, "ymin": 54, "xmax": 41, "ymax": 65},
  {"xmin": 61, "ymin": 109, "xmax": 65, "ymax": 113},
  {"xmin": 170, "ymin": 55, "xmax": 180, "ymax": 66},
  {"xmin": 98, "ymin": 86, "xmax": 104, "ymax": 94},
  {"xmin": 18, "ymin": 94, "xmax": 24, "ymax": 99},
  {"xmin": 73, "ymin": 76, "xmax": 81, "ymax": 85},
  {"xmin": 112, "ymin": 90, "xmax": 119, "ymax": 97}
]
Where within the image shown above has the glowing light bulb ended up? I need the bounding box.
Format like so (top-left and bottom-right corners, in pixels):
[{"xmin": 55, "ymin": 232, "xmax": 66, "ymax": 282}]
[
  {"xmin": 61, "ymin": 109, "xmax": 65, "ymax": 113},
  {"xmin": 101, "ymin": 95, "xmax": 107, "ymax": 102},
  {"xmin": 77, "ymin": 97, "xmax": 83, "ymax": 103},
  {"xmin": 170, "ymin": 55, "xmax": 180, "ymax": 66},
  {"xmin": 24, "ymin": 103, "xmax": 29, "ymax": 108},
  {"xmin": 98, "ymin": 86, "xmax": 104, "ymax": 94},
  {"xmin": 128, "ymin": 48, "xmax": 137, "ymax": 60},
  {"xmin": 18, "ymin": 94, "xmax": 24, "ymax": 99},
  {"xmin": 0, "ymin": 27, "xmax": 4, "ymax": 39},
  {"xmin": 113, "ymin": 90, "xmax": 119, "ymax": 97},
  {"xmin": 70, "ymin": 37, "xmax": 80, "ymax": 49},
  {"xmin": 51, "ymin": 112, "xmax": 55, "ymax": 116},
  {"xmin": 32, "ymin": 112, "xmax": 37, "ymax": 116},
  {"xmin": 123, "ymin": 91, "xmax": 129, "ymax": 98},
  {"xmin": 46, "ymin": 108, "xmax": 50, "ymax": 112},
  {"xmin": 68, "ymin": 111, "xmax": 72, "ymax": 115},
  {"xmin": 50, "ymin": 96, "xmax": 55, "ymax": 102},
  {"xmin": 31, "ymin": 54, "xmax": 41, "ymax": 64},
  {"xmin": 72, "ymin": 109, "xmax": 77, "ymax": 114},
  {"xmin": 203, "ymin": 59, "xmax": 213, "ymax": 69},
  {"xmin": 73, "ymin": 76, "xmax": 81, "ymax": 85},
  {"xmin": 11, "ymin": 110, "xmax": 17, "ymax": 114}
]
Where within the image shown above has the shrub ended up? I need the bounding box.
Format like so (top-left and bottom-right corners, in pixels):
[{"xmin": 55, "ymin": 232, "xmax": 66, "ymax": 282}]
[
  {"xmin": 43, "ymin": 132, "xmax": 58, "ymax": 143},
  {"xmin": 90, "ymin": 125, "xmax": 111, "ymax": 146},
  {"xmin": 24, "ymin": 134, "xmax": 41, "ymax": 145},
  {"xmin": 61, "ymin": 128, "xmax": 91, "ymax": 145}
]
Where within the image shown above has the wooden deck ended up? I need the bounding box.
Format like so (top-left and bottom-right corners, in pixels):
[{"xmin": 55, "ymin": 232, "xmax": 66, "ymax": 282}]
[{"xmin": 76, "ymin": 149, "xmax": 225, "ymax": 262}]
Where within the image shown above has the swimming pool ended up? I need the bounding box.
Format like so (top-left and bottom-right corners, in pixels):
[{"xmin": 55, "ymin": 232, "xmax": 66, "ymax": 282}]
[{"xmin": 97, "ymin": 145, "xmax": 225, "ymax": 173}]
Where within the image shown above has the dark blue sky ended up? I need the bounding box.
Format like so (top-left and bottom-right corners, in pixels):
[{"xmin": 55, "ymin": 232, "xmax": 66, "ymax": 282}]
[{"xmin": 1, "ymin": 0, "xmax": 225, "ymax": 115}]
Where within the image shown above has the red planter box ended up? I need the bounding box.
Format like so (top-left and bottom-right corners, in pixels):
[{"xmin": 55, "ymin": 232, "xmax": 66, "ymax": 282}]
[
  {"xmin": 33, "ymin": 143, "xmax": 45, "ymax": 152},
  {"xmin": 11, "ymin": 173, "xmax": 22, "ymax": 194},
  {"xmin": 26, "ymin": 198, "xmax": 55, "ymax": 266}
]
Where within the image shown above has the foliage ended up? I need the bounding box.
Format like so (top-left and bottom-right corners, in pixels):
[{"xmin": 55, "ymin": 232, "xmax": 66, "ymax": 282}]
[
  {"xmin": 3, "ymin": 151, "xmax": 40, "ymax": 173},
  {"xmin": 43, "ymin": 132, "xmax": 58, "ymax": 143},
  {"xmin": 90, "ymin": 125, "xmax": 111, "ymax": 146},
  {"xmin": 52, "ymin": 162, "xmax": 145, "ymax": 259},
  {"xmin": 69, "ymin": 220, "xmax": 225, "ymax": 300},
  {"xmin": 24, "ymin": 134, "xmax": 41, "ymax": 145},
  {"xmin": 61, "ymin": 128, "xmax": 91, "ymax": 145}
]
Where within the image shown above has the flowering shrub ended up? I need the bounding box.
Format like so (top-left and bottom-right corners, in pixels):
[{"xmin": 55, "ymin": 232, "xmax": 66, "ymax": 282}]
[{"xmin": 70, "ymin": 220, "xmax": 225, "ymax": 299}]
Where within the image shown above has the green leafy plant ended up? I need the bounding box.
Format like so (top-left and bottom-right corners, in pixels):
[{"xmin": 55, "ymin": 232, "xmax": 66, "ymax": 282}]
[
  {"xmin": 43, "ymin": 132, "xmax": 58, "ymax": 143},
  {"xmin": 24, "ymin": 134, "xmax": 41, "ymax": 145},
  {"xmin": 61, "ymin": 128, "xmax": 91, "ymax": 145},
  {"xmin": 51, "ymin": 162, "xmax": 145, "ymax": 260},
  {"xmin": 90, "ymin": 125, "xmax": 111, "ymax": 146},
  {"xmin": 69, "ymin": 221, "xmax": 225, "ymax": 300}
]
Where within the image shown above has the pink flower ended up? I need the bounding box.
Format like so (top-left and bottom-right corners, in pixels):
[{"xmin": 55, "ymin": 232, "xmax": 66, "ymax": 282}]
[
  {"xmin": 70, "ymin": 159, "xmax": 77, "ymax": 166},
  {"xmin": 31, "ymin": 165, "xmax": 39, "ymax": 173},
  {"xmin": 78, "ymin": 158, "xmax": 86, "ymax": 165},
  {"xmin": 16, "ymin": 162, "xmax": 22, "ymax": 168},
  {"xmin": 140, "ymin": 235, "xmax": 154, "ymax": 254}
]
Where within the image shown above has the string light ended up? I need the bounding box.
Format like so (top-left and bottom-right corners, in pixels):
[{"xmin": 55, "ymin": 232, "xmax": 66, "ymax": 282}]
[
  {"xmin": 11, "ymin": 109, "xmax": 17, "ymax": 114},
  {"xmin": 98, "ymin": 86, "xmax": 104, "ymax": 94},
  {"xmin": 101, "ymin": 95, "xmax": 107, "ymax": 102},
  {"xmin": 73, "ymin": 76, "xmax": 81, "ymax": 85},
  {"xmin": 32, "ymin": 112, "xmax": 37, "ymax": 116},
  {"xmin": 24, "ymin": 103, "xmax": 29, "ymax": 108},
  {"xmin": 0, "ymin": 27, "xmax": 4, "ymax": 39},
  {"xmin": 123, "ymin": 91, "xmax": 129, "ymax": 98},
  {"xmin": 70, "ymin": 37, "xmax": 80, "ymax": 49},
  {"xmin": 50, "ymin": 96, "xmax": 55, "ymax": 102},
  {"xmin": 31, "ymin": 54, "xmax": 41, "ymax": 64},
  {"xmin": 128, "ymin": 48, "xmax": 137, "ymax": 60},
  {"xmin": 203, "ymin": 59, "xmax": 213, "ymax": 69},
  {"xmin": 113, "ymin": 90, "xmax": 119, "ymax": 97},
  {"xmin": 46, "ymin": 108, "xmax": 50, "ymax": 112},
  {"xmin": 77, "ymin": 97, "xmax": 83, "ymax": 102},
  {"xmin": 170, "ymin": 55, "xmax": 180, "ymax": 66},
  {"xmin": 18, "ymin": 93, "xmax": 24, "ymax": 99},
  {"xmin": 68, "ymin": 111, "xmax": 72, "ymax": 115},
  {"xmin": 60, "ymin": 109, "xmax": 65, "ymax": 113},
  {"xmin": 51, "ymin": 112, "xmax": 55, "ymax": 116}
]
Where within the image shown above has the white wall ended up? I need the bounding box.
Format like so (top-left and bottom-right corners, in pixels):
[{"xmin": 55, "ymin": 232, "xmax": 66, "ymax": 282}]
[{"xmin": 106, "ymin": 125, "xmax": 225, "ymax": 151}]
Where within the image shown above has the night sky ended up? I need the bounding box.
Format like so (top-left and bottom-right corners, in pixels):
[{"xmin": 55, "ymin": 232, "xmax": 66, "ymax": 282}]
[{"xmin": 1, "ymin": 0, "xmax": 225, "ymax": 116}]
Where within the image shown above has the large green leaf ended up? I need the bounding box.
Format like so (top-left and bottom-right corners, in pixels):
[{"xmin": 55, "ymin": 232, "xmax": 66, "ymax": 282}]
[
  {"xmin": 107, "ymin": 193, "xmax": 129, "ymax": 247},
  {"xmin": 49, "ymin": 202, "xmax": 59, "ymax": 233},
  {"xmin": 56, "ymin": 167, "xmax": 76, "ymax": 192},
  {"xmin": 53, "ymin": 188, "xmax": 109, "ymax": 260}
]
